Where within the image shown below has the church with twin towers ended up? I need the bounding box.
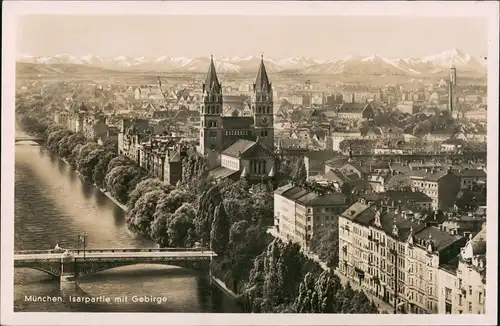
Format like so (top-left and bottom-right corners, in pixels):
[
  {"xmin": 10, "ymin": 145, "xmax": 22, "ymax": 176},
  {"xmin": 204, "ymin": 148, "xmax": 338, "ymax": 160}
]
[{"xmin": 198, "ymin": 55, "xmax": 278, "ymax": 182}]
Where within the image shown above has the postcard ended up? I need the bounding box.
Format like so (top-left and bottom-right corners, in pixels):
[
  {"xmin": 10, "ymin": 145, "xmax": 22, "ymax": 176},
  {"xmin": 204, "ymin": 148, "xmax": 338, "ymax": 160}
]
[{"xmin": 1, "ymin": 1, "xmax": 498, "ymax": 325}]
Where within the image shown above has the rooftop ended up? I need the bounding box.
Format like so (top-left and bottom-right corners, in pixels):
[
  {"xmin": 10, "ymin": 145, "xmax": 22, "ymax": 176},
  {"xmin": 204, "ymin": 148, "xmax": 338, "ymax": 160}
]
[
  {"xmin": 277, "ymin": 185, "xmax": 348, "ymax": 207},
  {"xmin": 221, "ymin": 139, "xmax": 256, "ymax": 158},
  {"xmin": 385, "ymin": 190, "xmax": 432, "ymax": 203}
]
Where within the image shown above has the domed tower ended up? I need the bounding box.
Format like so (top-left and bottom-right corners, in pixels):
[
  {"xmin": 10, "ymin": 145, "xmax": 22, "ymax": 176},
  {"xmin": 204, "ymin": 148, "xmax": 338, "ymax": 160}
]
[
  {"xmin": 252, "ymin": 55, "xmax": 274, "ymax": 150},
  {"xmin": 199, "ymin": 55, "xmax": 224, "ymax": 154}
]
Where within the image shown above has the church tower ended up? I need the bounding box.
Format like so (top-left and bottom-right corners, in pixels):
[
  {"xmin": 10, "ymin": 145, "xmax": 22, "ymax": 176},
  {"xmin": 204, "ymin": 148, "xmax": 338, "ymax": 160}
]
[
  {"xmin": 252, "ymin": 55, "xmax": 274, "ymax": 150},
  {"xmin": 448, "ymin": 65, "xmax": 457, "ymax": 112},
  {"xmin": 199, "ymin": 55, "xmax": 224, "ymax": 154}
]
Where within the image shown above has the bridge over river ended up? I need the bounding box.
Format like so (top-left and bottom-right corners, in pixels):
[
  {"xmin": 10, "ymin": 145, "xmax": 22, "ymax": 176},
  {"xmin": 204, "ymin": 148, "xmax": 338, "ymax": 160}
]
[
  {"xmin": 14, "ymin": 247, "xmax": 217, "ymax": 284},
  {"xmin": 15, "ymin": 136, "xmax": 46, "ymax": 145}
]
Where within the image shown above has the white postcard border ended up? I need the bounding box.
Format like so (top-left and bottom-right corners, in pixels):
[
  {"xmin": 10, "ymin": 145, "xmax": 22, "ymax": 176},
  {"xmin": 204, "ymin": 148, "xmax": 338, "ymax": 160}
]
[{"xmin": 2, "ymin": 1, "xmax": 498, "ymax": 325}]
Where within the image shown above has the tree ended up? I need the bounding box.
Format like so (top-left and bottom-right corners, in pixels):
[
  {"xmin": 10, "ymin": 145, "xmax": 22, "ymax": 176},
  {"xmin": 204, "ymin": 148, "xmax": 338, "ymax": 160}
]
[
  {"xmin": 248, "ymin": 183, "xmax": 274, "ymax": 225},
  {"xmin": 210, "ymin": 203, "xmax": 230, "ymax": 255},
  {"xmin": 150, "ymin": 212, "xmax": 172, "ymax": 248},
  {"xmin": 78, "ymin": 148, "xmax": 105, "ymax": 181},
  {"xmin": 195, "ymin": 184, "xmax": 223, "ymax": 244},
  {"xmin": 101, "ymin": 138, "xmax": 118, "ymax": 154},
  {"xmin": 47, "ymin": 129, "xmax": 71, "ymax": 152},
  {"xmin": 292, "ymin": 271, "xmax": 340, "ymax": 313},
  {"xmin": 107, "ymin": 155, "xmax": 134, "ymax": 174},
  {"xmin": 244, "ymin": 239, "xmax": 316, "ymax": 312},
  {"xmin": 126, "ymin": 190, "xmax": 165, "ymax": 236},
  {"xmin": 309, "ymin": 227, "xmax": 339, "ymax": 268},
  {"xmin": 76, "ymin": 142, "xmax": 100, "ymax": 172},
  {"xmin": 155, "ymin": 188, "xmax": 194, "ymax": 216},
  {"xmin": 67, "ymin": 144, "xmax": 83, "ymax": 168},
  {"xmin": 93, "ymin": 152, "xmax": 117, "ymax": 189},
  {"xmin": 168, "ymin": 203, "xmax": 196, "ymax": 247},
  {"xmin": 292, "ymin": 157, "xmax": 307, "ymax": 184},
  {"xmin": 127, "ymin": 178, "xmax": 174, "ymax": 208},
  {"xmin": 229, "ymin": 220, "xmax": 250, "ymax": 243},
  {"xmin": 104, "ymin": 165, "xmax": 142, "ymax": 204},
  {"xmin": 58, "ymin": 132, "xmax": 86, "ymax": 158}
]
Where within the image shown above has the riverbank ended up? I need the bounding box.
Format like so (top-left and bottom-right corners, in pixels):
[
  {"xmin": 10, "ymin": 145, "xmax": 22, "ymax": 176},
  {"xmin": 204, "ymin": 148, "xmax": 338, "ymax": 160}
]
[
  {"xmin": 211, "ymin": 276, "xmax": 238, "ymax": 299},
  {"xmin": 61, "ymin": 157, "xmax": 129, "ymax": 213}
]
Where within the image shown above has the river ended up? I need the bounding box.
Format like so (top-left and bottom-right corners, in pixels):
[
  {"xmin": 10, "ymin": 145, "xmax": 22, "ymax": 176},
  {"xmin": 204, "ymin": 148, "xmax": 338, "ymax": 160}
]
[{"xmin": 13, "ymin": 129, "xmax": 240, "ymax": 313}]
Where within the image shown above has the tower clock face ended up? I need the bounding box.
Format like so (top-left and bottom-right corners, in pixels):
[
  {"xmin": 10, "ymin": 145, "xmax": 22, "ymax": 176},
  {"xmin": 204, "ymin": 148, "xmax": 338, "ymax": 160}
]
[{"xmin": 259, "ymin": 117, "xmax": 269, "ymax": 127}]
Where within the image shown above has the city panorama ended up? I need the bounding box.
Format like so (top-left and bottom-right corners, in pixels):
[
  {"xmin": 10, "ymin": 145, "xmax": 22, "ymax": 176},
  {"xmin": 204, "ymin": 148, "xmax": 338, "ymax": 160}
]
[{"xmin": 13, "ymin": 13, "xmax": 488, "ymax": 315}]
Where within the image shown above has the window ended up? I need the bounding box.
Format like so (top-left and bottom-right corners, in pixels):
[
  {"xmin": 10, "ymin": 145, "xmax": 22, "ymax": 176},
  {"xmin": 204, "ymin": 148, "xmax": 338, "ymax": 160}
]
[
  {"xmin": 478, "ymin": 292, "xmax": 483, "ymax": 304},
  {"xmin": 458, "ymin": 295, "xmax": 462, "ymax": 305},
  {"xmin": 469, "ymin": 286, "xmax": 472, "ymax": 295},
  {"xmin": 445, "ymin": 287, "xmax": 452, "ymax": 301},
  {"xmin": 468, "ymin": 302, "xmax": 472, "ymax": 312},
  {"xmin": 445, "ymin": 302, "xmax": 452, "ymax": 314}
]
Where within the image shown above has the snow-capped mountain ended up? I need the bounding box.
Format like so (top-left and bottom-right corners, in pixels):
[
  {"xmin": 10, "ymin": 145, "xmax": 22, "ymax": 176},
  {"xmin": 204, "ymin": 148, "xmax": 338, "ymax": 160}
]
[
  {"xmin": 304, "ymin": 55, "xmax": 406, "ymax": 75},
  {"xmin": 16, "ymin": 49, "xmax": 487, "ymax": 76},
  {"xmin": 421, "ymin": 48, "xmax": 485, "ymax": 72},
  {"xmin": 271, "ymin": 56, "xmax": 320, "ymax": 70}
]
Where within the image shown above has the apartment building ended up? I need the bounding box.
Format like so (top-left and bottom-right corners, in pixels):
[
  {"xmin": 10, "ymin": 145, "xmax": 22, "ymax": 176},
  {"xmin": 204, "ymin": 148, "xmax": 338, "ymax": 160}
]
[
  {"xmin": 410, "ymin": 169, "xmax": 461, "ymax": 211},
  {"xmin": 338, "ymin": 201, "xmax": 466, "ymax": 314},
  {"xmin": 274, "ymin": 184, "xmax": 349, "ymax": 249},
  {"xmin": 331, "ymin": 132, "xmax": 363, "ymax": 151},
  {"xmin": 437, "ymin": 228, "xmax": 486, "ymax": 314},
  {"xmin": 454, "ymin": 169, "xmax": 487, "ymax": 189}
]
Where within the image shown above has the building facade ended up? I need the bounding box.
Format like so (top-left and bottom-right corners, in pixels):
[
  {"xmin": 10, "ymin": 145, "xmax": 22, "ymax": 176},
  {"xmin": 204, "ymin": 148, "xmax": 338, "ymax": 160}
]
[
  {"xmin": 437, "ymin": 228, "xmax": 486, "ymax": 314},
  {"xmin": 274, "ymin": 184, "xmax": 349, "ymax": 249},
  {"xmin": 338, "ymin": 201, "xmax": 466, "ymax": 314}
]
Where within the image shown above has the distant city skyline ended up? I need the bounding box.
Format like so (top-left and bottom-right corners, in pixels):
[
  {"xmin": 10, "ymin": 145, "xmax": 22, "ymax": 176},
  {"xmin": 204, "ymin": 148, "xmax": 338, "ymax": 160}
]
[{"xmin": 17, "ymin": 15, "xmax": 488, "ymax": 60}]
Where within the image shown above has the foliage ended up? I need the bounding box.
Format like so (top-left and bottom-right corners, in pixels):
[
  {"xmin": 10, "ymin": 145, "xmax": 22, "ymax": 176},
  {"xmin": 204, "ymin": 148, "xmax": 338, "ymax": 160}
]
[
  {"xmin": 292, "ymin": 271, "xmax": 340, "ymax": 313},
  {"xmin": 104, "ymin": 165, "xmax": 143, "ymax": 204},
  {"xmin": 93, "ymin": 152, "xmax": 117, "ymax": 189},
  {"xmin": 167, "ymin": 203, "xmax": 196, "ymax": 247},
  {"xmin": 195, "ymin": 184, "xmax": 223, "ymax": 244},
  {"xmin": 57, "ymin": 132, "xmax": 86, "ymax": 158},
  {"xmin": 244, "ymin": 239, "xmax": 315, "ymax": 312},
  {"xmin": 210, "ymin": 203, "xmax": 230, "ymax": 255},
  {"xmin": 292, "ymin": 272, "xmax": 377, "ymax": 313},
  {"xmin": 292, "ymin": 157, "xmax": 307, "ymax": 184},
  {"xmin": 68, "ymin": 144, "xmax": 83, "ymax": 168},
  {"xmin": 150, "ymin": 212, "xmax": 172, "ymax": 248},
  {"xmin": 107, "ymin": 155, "xmax": 135, "ymax": 174},
  {"xmin": 47, "ymin": 129, "xmax": 71, "ymax": 152},
  {"xmin": 126, "ymin": 190, "xmax": 165, "ymax": 236},
  {"xmin": 309, "ymin": 226, "xmax": 339, "ymax": 268},
  {"xmin": 78, "ymin": 148, "xmax": 105, "ymax": 181},
  {"xmin": 127, "ymin": 178, "xmax": 174, "ymax": 208},
  {"xmin": 181, "ymin": 153, "xmax": 209, "ymax": 194}
]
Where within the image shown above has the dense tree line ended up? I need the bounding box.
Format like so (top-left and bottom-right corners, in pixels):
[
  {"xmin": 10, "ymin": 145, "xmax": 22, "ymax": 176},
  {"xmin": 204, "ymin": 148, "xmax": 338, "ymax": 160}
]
[{"xmin": 242, "ymin": 239, "xmax": 377, "ymax": 313}]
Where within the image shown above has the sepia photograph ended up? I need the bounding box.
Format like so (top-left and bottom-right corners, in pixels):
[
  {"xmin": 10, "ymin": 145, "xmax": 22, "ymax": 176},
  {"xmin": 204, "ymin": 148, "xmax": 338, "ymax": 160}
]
[{"xmin": 1, "ymin": 1, "xmax": 498, "ymax": 325}]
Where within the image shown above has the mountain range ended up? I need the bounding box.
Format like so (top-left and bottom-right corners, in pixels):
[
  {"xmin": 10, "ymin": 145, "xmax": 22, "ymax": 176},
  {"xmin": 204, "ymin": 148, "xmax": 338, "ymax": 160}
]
[{"xmin": 17, "ymin": 48, "xmax": 487, "ymax": 76}]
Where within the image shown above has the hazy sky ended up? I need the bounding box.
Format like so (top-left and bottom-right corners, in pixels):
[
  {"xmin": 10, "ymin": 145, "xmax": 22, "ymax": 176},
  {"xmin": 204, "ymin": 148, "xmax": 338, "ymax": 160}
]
[{"xmin": 17, "ymin": 15, "xmax": 488, "ymax": 59}]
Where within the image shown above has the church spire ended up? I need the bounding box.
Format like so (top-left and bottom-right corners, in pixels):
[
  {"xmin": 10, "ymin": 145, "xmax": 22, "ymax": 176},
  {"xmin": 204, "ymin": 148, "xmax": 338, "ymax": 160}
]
[
  {"xmin": 204, "ymin": 55, "xmax": 221, "ymax": 93},
  {"xmin": 254, "ymin": 54, "xmax": 271, "ymax": 93}
]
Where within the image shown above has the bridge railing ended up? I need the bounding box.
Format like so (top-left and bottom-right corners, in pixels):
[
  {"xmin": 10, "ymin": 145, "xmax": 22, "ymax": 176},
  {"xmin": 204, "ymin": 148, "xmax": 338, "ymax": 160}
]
[{"xmin": 15, "ymin": 247, "xmax": 212, "ymax": 255}]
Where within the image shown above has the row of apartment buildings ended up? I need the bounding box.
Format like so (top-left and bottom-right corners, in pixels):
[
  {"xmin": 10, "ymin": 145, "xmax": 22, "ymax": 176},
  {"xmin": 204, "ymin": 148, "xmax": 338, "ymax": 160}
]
[
  {"xmin": 338, "ymin": 200, "xmax": 486, "ymax": 315},
  {"xmin": 53, "ymin": 104, "xmax": 118, "ymax": 143},
  {"xmin": 272, "ymin": 182, "xmax": 486, "ymax": 315}
]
